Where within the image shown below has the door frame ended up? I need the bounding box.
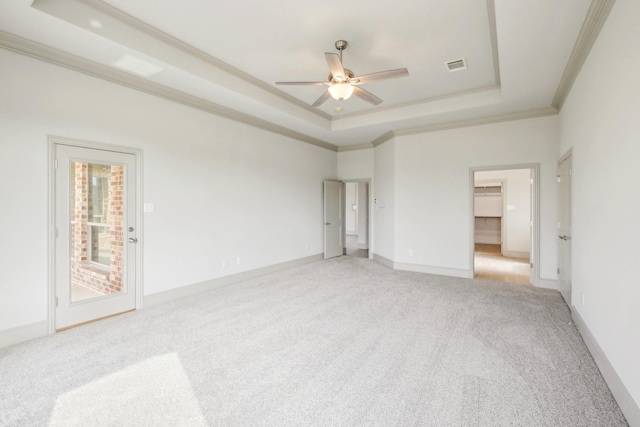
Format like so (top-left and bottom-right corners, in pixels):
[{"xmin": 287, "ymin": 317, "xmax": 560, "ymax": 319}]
[
  {"xmin": 47, "ymin": 135, "xmax": 144, "ymax": 334},
  {"xmin": 469, "ymin": 164, "xmax": 540, "ymax": 286},
  {"xmin": 341, "ymin": 178, "xmax": 373, "ymax": 259}
]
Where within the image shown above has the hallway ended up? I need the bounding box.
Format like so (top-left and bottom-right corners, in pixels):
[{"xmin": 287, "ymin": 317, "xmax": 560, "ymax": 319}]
[
  {"xmin": 345, "ymin": 235, "xmax": 368, "ymax": 258},
  {"xmin": 474, "ymin": 244, "xmax": 530, "ymax": 285}
]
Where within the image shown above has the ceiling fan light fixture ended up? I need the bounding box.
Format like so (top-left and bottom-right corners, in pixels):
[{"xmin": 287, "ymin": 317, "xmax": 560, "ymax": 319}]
[
  {"xmin": 275, "ymin": 39, "xmax": 407, "ymax": 107},
  {"xmin": 328, "ymin": 83, "xmax": 354, "ymax": 101}
]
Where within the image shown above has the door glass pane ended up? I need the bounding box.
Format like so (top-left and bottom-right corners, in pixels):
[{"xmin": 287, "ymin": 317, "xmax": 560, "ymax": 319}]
[
  {"xmin": 70, "ymin": 162, "xmax": 125, "ymax": 302},
  {"xmin": 90, "ymin": 225, "xmax": 111, "ymax": 266}
]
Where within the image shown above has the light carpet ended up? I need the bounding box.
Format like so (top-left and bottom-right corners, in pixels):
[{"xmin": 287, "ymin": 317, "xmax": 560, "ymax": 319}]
[{"xmin": 0, "ymin": 257, "xmax": 627, "ymax": 426}]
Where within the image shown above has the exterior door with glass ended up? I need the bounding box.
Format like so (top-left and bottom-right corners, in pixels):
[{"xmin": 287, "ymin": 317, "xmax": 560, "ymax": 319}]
[{"xmin": 54, "ymin": 144, "xmax": 138, "ymax": 329}]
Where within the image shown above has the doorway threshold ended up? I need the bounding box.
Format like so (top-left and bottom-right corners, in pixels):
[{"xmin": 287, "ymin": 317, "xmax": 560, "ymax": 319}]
[{"xmin": 56, "ymin": 309, "xmax": 135, "ymax": 332}]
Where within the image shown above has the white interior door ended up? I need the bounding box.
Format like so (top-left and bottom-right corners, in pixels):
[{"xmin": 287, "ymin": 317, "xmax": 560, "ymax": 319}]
[
  {"xmin": 557, "ymin": 154, "xmax": 572, "ymax": 307},
  {"xmin": 530, "ymin": 169, "xmax": 535, "ymax": 284},
  {"xmin": 55, "ymin": 144, "xmax": 138, "ymax": 329},
  {"xmin": 324, "ymin": 180, "xmax": 343, "ymax": 259}
]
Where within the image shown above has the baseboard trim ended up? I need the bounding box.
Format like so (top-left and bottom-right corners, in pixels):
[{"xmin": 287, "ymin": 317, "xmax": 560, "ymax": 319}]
[
  {"xmin": 536, "ymin": 278, "xmax": 558, "ymax": 290},
  {"xmin": 394, "ymin": 262, "xmax": 470, "ymax": 279},
  {"xmin": 144, "ymin": 253, "xmax": 323, "ymax": 307},
  {"xmin": 373, "ymin": 253, "xmax": 394, "ymax": 269},
  {"xmin": 502, "ymin": 250, "xmax": 530, "ymax": 259},
  {"xmin": 572, "ymin": 308, "xmax": 640, "ymax": 426},
  {"xmin": 357, "ymin": 243, "xmax": 369, "ymax": 250},
  {"xmin": 0, "ymin": 321, "xmax": 48, "ymax": 349}
]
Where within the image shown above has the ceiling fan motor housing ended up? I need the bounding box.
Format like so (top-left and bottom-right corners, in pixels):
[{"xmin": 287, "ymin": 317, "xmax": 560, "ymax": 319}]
[{"xmin": 328, "ymin": 69, "xmax": 354, "ymax": 83}]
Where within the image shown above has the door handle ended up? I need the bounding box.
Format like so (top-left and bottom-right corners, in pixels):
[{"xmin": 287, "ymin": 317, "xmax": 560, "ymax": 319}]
[
  {"xmin": 558, "ymin": 235, "xmax": 570, "ymax": 241},
  {"xmin": 324, "ymin": 222, "xmax": 331, "ymax": 225},
  {"xmin": 128, "ymin": 237, "xmax": 138, "ymax": 243}
]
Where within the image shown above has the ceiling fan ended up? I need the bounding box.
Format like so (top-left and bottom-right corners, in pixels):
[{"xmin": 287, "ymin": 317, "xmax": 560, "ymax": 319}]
[{"xmin": 276, "ymin": 40, "xmax": 409, "ymax": 108}]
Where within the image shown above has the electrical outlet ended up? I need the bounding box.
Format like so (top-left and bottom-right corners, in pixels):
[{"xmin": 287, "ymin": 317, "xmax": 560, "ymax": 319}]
[
  {"xmin": 237, "ymin": 257, "xmax": 242, "ymax": 265},
  {"xmin": 408, "ymin": 249, "xmax": 414, "ymax": 257}
]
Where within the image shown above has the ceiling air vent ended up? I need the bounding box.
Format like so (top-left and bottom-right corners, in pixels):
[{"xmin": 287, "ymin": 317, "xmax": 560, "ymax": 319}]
[{"xmin": 446, "ymin": 58, "xmax": 467, "ymax": 72}]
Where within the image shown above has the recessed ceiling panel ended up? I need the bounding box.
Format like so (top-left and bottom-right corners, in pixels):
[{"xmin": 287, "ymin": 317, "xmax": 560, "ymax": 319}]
[
  {"xmin": 0, "ymin": 0, "xmax": 597, "ymax": 147},
  {"xmin": 101, "ymin": 0, "xmax": 498, "ymax": 115}
]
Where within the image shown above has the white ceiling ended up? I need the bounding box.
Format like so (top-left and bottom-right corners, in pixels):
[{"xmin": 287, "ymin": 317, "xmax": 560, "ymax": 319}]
[{"xmin": 0, "ymin": 0, "xmax": 593, "ymax": 148}]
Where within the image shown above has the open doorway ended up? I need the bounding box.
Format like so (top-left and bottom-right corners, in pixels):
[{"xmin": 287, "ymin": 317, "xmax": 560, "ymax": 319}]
[
  {"xmin": 472, "ymin": 167, "xmax": 537, "ymax": 286},
  {"xmin": 343, "ymin": 181, "xmax": 369, "ymax": 258}
]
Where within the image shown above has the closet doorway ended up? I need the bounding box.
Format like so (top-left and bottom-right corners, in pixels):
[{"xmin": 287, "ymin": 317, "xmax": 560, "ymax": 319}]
[{"xmin": 471, "ymin": 166, "xmax": 538, "ymax": 286}]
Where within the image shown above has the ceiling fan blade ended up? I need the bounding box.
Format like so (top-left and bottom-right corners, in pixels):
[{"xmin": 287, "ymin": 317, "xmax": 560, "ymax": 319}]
[
  {"xmin": 325, "ymin": 53, "xmax": 346, "ymax": 81},
  {"xmin": 311, "ymin": 90, "xmax": 332, "ymax": 107},
  {"xmin": 353, "ymin": 86, "xmax": 383, "ymax": 105},
  {"xmin": 275, "ymin": 81, "xmax": 327, "ymax": 85},
  {"xmin": 351, "ymin": 68, "xmax": 409, "ymax": 85}
]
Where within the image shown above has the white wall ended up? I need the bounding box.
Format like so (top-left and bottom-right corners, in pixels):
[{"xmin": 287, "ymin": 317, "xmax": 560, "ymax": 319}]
[
  {"xmin": 337, "ymin": 149, "xmax": 374, "ymax": 180},
  {"xmin": 345, "ymin": 182, "xmax": 357, "ymax": 234},
  {"xmin": 373, "ymin": 142, "xmax": 395, "ymax": 261},
  {"xmin": 558, "ymin": 0, "xmax": 640, "ymax": 408},
  {"xmin": 0, "ymin": 49, "xmax": 336, "ymax": 334},
  {"xmin": 357, "ymin": 182, "xmax": 368, "ymax": 248},
  {"xmin": 393, "ymin": 116, "xmax": 558, "ymax": 280},
  {"xmin": 476, "ymin": 169, "xmax": 531, "ymax": 257}
]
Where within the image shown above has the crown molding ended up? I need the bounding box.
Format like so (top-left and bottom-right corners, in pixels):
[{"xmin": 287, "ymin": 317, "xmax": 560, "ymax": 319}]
[
  {"xmin": 0, "ymin": 31, "xmax": 338, "ymax": 152},
  {"xmin": 5, "ymin": 0, "xmax": 585, "ymax": 154},
  {"xmin": 393, "ymin": 107, "xmax": 558, "ymax": 137},
  {"xmin": 362, "ymin": 107, "xmax": 558, "ymax": 149},
  {"xmin": 85, "ymin": 0, "xmax": 502, "ymax": 126},
  {"xmin": 338, "ymin": 84, "xmax": 500, "ymax": 122},
  {"xmin": 371, "ymin": 131, "xmax": 395, "ymax": 148},
  {"xmin": 49, "ymin": 0, "xmax": 331, "ymax": 122},
  {"xmin": 552, "ymin": 0, "xmax": 616, "ymax": 110},
  {"xmin": 337, "ymin": 143, "xmax": 374, "ymax": 152},
  {"xmin": 33, "ymin": 0, "xmax": 503, "ymax": 128},
  {"xmin": 1, "ymin": 28, "xmax": 557, "ymax": 155},
  {"xmin": 486, "ymin": 0, "xmax": 501, "ymax": 85},
  {"xmin": 22, "ymin": 0, "xmax": 509, "ymax": 153}
]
